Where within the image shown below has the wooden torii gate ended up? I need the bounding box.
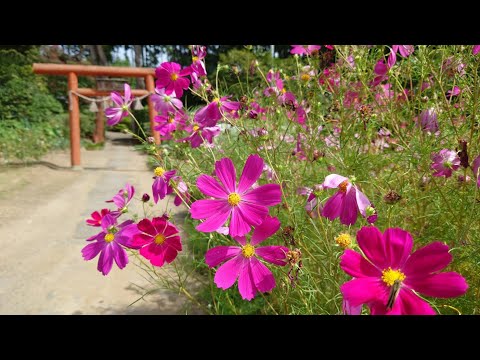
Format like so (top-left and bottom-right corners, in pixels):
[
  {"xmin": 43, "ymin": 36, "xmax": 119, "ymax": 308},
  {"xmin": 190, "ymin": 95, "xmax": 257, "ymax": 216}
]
[{"xmin": 33, "ymin": 63, "xmax": 160, "ymax": 169}]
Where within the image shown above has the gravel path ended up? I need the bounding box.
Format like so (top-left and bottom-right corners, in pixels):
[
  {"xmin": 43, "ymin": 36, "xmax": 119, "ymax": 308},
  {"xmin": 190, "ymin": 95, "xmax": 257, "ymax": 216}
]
[{"xmin": 0, "ymin": 132, "xmax": 193, "ymax": 314}]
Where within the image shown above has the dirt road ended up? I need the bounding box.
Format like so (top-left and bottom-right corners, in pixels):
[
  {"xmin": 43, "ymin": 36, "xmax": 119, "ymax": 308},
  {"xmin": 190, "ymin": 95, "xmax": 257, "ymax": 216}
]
[{"xmin": 0, "ymin": 132, "xmax": 194, "ymax": 314}]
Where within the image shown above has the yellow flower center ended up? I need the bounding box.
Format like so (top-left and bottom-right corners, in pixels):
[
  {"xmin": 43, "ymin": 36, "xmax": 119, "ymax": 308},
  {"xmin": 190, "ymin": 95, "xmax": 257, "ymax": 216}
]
[
  {"xmin": 154, "ymin": 234, "xmax": 166, "ymax": 245},
  {"xmin": 168, "ymin": 116, "xmax": 175, "ymax": 123},
  {"xmin": 170, "ymin": 73, "xmax": 179, "ymax": 81},
  {"xmin": 281, "ymin": 88, "xmax": 287, "ymax": 94},
  {"xmin": 192, "ymin": 56, "xmax": 199, "ymax": 62},
  {"xmin": 242, "ymin": 244, "xmax": 255, "ymax": 258},
  {"xmin": 154, "ymin": 167, "xmax": 165, "ymax": 177},
  {"xmin": 301, "ymin": 74, "xmax": 311, "ymax": 81},
  {"xmin": 213, "ymin": 97, "xmax": 220, "ymax": 103},
  {"xmin": 381, "ymin": 267, "xmax": 406, "ymax": 287},
  {"xmin": 338, "ymin": 180, "xmax": 349, "ymax": 193},
  {"xmin": 227, "ymin": 193, "xmax": 241, "ymax": 206},
  {"xmin": 104, "ymin": 233, "xmax": 115, "ymax": 243},
  {"xmin": 335, "ymin": 233, "xmax": 352, "ymax": 248},
  {"xmin": 192, "ymin": 124, "xmax": 200, "ymax": 132}
]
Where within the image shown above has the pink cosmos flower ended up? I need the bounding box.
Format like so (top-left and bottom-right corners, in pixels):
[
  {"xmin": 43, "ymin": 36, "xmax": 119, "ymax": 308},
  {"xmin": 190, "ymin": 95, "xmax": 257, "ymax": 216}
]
[
  {"xmin": 472, "ymin": 154, "xmax": 480, "ymax": 187},
  {"xmin": 473, "ymin": 45, "xmax": 480, "ymax": 55},
  {"xmin": 431, "ymin": 149, "xmax": 460, "ymax": 178},
  {"xmin": 446, "ymin": 86, "xmax": 461, "ymax": 99},
  {"xmin": 105, "ymin": 83, "xmax": 132, "ymax": 126},
  {"xmin": 297, "ymin": 184, "xmax": 323, "ymax": 218},
  {"xmin": 154, "ymin": 110, "xmax": 187, "ymax": 137},
  {"xmin": 392, "ymin": 45, "xmax": 414, "ymax": 57},
  {"xmin": 340, "ymin": 226, "xmax": 468, "ymax": 315},
  {"xmin": 194, "ymin": 97, "xmax": 241, "ymax": 126},
  {"xmin": 191, "ymin": 45, "xmax": 207, "ymax": 77},
  {"xmin": 152, "ymin": 166, "xmax": 176, "ymax": 203},
  {"xmin": 150, "ymin": 88, "xmax": 183, "ymax": 115},
  {"xmin": 106, "ymin": 183, "xmax": 135, "ymax": 215},
  {"xmin": 86, "ymin": 208, "xmax": 112, "ymax": 227},
  {"xmin": 321, "ymin": 174, "xmax": 372, "ymax": 226},
  {"xmin": 171, "ymin": 176, "xmax": 190, "ymax": 206},
  {"xmin": 190, "ymin": 154, "xmax": 282, "ymax": 237},
  {"xmin": 418, "ymin": 108, "xmax": 439, "ymax": 134},
  {"xmin": 155, "ymin": 62, "xmax": 191, "ymax": 98},
  {"xmin": 205, "ymin": 216, "xmax": 288, "ymax": 301},
  {"xmin": 371, "ymin": 59, "xmax": 389, "ymax": 87},
  {"xmin": 290, "ymin": 45, "xmax": 321, "ymax": 56},
  {"xmin": 132, "ymin": 217, "xmax": 182, "ymax": 267},
  {"xmin": 81, "ymin": 214, "xmax": 139, "ymax": 276},
  {"xmin": 179, "ymin": 122, "xmax": 221, "ymax": 148}
]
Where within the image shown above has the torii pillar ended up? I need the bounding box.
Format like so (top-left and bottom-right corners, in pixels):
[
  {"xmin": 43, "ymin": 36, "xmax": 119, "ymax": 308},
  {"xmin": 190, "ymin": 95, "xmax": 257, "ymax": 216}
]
[{"xmin": 33, "ymin": 63, "xmax": 160, "ymax": 168}]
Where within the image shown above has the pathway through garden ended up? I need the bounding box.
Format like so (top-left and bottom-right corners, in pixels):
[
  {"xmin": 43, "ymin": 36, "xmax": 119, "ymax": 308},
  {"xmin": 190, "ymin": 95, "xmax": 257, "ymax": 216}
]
[{"xmin": 0, "ymin": 131, "xmax": 195, "ymax": 314}]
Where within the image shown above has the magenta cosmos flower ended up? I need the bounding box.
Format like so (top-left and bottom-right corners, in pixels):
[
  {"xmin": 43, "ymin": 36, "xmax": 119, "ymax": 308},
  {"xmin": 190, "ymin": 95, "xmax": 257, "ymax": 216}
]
[
  {"xmin": 152, "ymin": 166, "xmax": 176, "ymax": 204},
  {"xmin": 81, "ymin": 214, "xmax": 139, "ymax": 276},
  {"xmin": 179, "ymin": 122, "xmax": 221, "ymax": 148},
  {"xmin": 290, "ymin": 45, "xmax": 321, "ymax": 56},
  {"xmin": 105, "ymin": 83, "xmax": 132, "ymax": 126},
  {"xmin": 191, "ymin": 45, "xmax": 207, "ymax": 77},
  {"xmin": 392, "ymin": 45, "xmax": 414, "ymax": 57},
  {"xmin": 190, "ymin": 154, "xmax": 282, "ymax": 237},
  {"xmin": 473, "ymin": 45, "xmax": 480, "ymax": 55},
  {"xmin": 431, "ymin": 149, "xmax": 460, "ymax": 178},
  {"xmin": 154, "ymin": 110, "xmax": 187, "ymax": 137},
  {"xmin": 132, "ymin": 217, "xmax": 182, "ymax": 267},
  {"xmin": 205, "ymin": 216, "xmax": 288, "ymax": 300},
  {"xmin": 151, "ymin": 88, "xmax": 183, "ymax": 115},
  {"xmin": 418, "ymin": 108, "xmax": 439, "ymax": 134},
  {"xmin": 86, "ymin": 208, "xmax": 112, "ymax": 227},
  {"xmin": 297, "ymin": 184, "xmax": 323, "ymax": 218},
  {"xmin": 340, "ymin": 226, "xmax": 468, "ymax": 315},
  {"xmin": 321, "ymin": 174, "xmax": 372, "ymax": 226},
  {"xmin": 106, "ymin": 183, "xmax": 135, "ymax": 215},
  {"xmin": 155, "ymin": 62, "xmax": 191, "ymax": 98}
]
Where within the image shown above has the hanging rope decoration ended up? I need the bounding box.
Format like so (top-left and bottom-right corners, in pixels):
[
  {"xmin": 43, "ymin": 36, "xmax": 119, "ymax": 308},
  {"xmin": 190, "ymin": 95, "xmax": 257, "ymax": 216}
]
[{"xmin": 68, "ymin": 90, "xmax": 152, "ymax": 112}]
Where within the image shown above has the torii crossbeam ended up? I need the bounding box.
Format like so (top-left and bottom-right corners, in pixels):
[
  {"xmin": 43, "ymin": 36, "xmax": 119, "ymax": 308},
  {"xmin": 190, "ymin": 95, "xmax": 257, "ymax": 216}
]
[{"xmin": 33, "ymin": 63, "xmax": 160, "ymax": 168}]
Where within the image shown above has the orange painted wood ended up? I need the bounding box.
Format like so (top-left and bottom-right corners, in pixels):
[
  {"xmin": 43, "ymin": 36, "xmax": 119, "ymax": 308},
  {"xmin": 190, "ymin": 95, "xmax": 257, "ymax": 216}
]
[
  {"xmin": 76, "ymin": 88, "xmax": 150, "ymax": 97},
  {"xmin": 33, "ymin": 63, "xmax": 155, "ymax": 77},
  {"xmin": 145, "ymin": 74, "xmax": 160, "ymax": 144},
  {"xmin": 93, "ymin": 102, "xmax": 105, "ymax": 144},
  {"xmin": 68, "ymin": 72, "xmax": 81, "ymax": 167}
]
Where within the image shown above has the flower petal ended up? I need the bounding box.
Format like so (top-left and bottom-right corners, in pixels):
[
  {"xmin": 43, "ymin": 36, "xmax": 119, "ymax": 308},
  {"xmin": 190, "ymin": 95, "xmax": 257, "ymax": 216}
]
[
  {"xmin": 407, "ymin": 272, "xmax": 468, "ymax": 298},
  {"xmin": 214, "ymin": 255, "xmax": 245, "ymax": 290},
  {"xmin": 81, "ymin": 241, "xmax": 105, "ymax": 261},
  {"xmin": 236, "ymin": 202, "xmax": 269, "ymax": 227},
  {"xmin": 111, "ymin": 242, "xmax": 129, "ymax": 270},
  {"xmin": 340, "ymin": 277, "xmax": 385, "ymax": 307},
  {"xmin": 255, "ymin": 246, "xmax": 288, "ymax": 266},
  {"xmin": 343, "ymin": 299, "xmax": 362, "ymax": 315},
  {"xmin": 190, "ymin": 199, "xmax": 230, "ymax": 219},
  {"xmin": 242, "ymin": 184, "xmax": 282, "ymax": 207},
  {"xmin": 137, "ymin": 218, "xmax": 156, "ymax": 237},
  {"xmin": 250, "ymin": 257, "xmax": 276, "ymax": 293},
  {"xmin": 340, "ymin": 186, "xmax": 358, "ymax": 226},
  {"xmin": 97, "ymin": 245, "xmax": 114, "ymax": 276},
  {"xmin": 205, "ymin": 246, "xmax": 242, "ymax": 267},
  {"xmin": 197, "ymin": 174, "xmax": 228, "ymax": 198},
  {"xmin": 229, "ymin": 207, "xmax": 252, "ymax": 238},
  {"xmin": 403, "ymin": 242, "xmax": 452, "ymax": 277},
  {"xmin": 321, "ymin": 191, "xmax": 343, "ymax": 221},
  {"xmin": 340, "ymin": 249, "xmax": 382, "ymax": 278},
  {"xmin": 215, "ymin": 157, "xmax": 237, "ymax": 193},
  {"xmin": 250, "ymin": 215, "xmax": 281, "ymax": 245},
  {"xmin": 196, "ymin": 207, "xmax": 231, "ymax": 233},
  {"xmin": 370, "ymin": 288, "xmax": 436, "ymax": 315},
  {"xmin": 357, "ymin": 226, "xmax": 387, "ymax": 269},
  {"xmin": 323, "ymin": 174, "xmax": 348, "ymax": 189},
  {"xmin": 238, "ymin": 260, "xmax": 256, "ymax": 300},
  {"xmin": 355, "ymin": 188, "xmax": 371, "ymax": 217},
  {"xmin": 383, "ymin": 227, "xmax": 413, "ymax": 269},
  {"xmin": 237, "ymin": 154, "xmax": 264, "ymax": 193}
]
